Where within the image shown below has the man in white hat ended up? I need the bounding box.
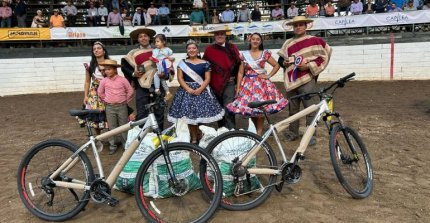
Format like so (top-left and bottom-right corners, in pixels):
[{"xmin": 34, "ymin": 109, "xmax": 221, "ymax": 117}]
[
  {"xmin": 121, "ymin": 28, "xmax": 167, "ymax": 130},
  {"xmin": 203, "ymin": 26, "xmax": 241, "ymax": 129},
  {"xmin": 220, "ymin": 4, "xmax": 234, "ymax": 23},
  {"xmin": 277, "ymin": 16, "xmax": 332, "ymax": 145}
]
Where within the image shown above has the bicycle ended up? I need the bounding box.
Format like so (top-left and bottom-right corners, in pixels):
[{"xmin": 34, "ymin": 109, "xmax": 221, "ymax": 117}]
[
  {"xmin": 17, "ymin": 96, "xmax": 223, "ymax": 223},
  {"xmin": 200, "ymin": 73, "xmax": 373, "ymax": 211}
]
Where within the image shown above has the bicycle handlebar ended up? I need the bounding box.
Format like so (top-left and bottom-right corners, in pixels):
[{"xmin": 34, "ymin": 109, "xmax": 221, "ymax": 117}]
[{"xmin": 289, "ymin": 72, "xmax": 356, "ymax": 100}]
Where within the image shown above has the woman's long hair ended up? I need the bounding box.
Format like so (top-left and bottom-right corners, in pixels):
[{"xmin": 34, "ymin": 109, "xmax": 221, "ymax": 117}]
[
  {"xmin": 248, "ymin": 32, "xmax": 264, "ymax": 51},
  {"xmin": 89, "ymin": 41, "xmax": 110, "ymax": 74}
]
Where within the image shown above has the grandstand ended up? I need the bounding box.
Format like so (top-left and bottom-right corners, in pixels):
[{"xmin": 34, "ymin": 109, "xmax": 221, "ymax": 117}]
[{"xmin": 0, "ymin": 0, "xmax": 429, "ymax": 48}]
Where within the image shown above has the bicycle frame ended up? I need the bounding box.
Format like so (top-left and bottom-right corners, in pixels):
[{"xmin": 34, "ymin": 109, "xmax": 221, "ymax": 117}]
[
  {"xmin": 49, "ymin": 113, "xmax": 160, "ymax": 191},
  {"xmin": 243, "ymin": 99, "xmax": 331, "ymax": 176}
]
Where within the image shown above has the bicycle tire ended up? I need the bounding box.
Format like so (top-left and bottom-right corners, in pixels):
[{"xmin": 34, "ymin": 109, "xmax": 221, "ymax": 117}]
[
  {"xmin": 134, "ymin": 142, "xmax": 222, "ymax": 223},
  {"xmin": 17, "ymin": 139, "xmax": 94, "ymax": 221},
  {"xmin": 201, "ymin": 130, "xmax": 278, "ymax": 211},
  {"xmin": 329, "ymin": 125, "xmax": 373, "ymax": 199}
]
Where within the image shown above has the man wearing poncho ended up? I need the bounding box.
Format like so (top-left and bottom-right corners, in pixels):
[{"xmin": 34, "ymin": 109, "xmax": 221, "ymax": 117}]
[{"xmin": 278, "ymin": 16, "xmax": 332, "ymax": 145}]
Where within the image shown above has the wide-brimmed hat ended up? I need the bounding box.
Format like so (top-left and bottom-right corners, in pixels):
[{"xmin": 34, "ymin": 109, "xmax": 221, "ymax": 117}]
[
  {"xmin": 285, "ymin": 16, "xmax": 313, "ymax": 26},
  {"xmin": 225, "ymin": 4, "xmax": 231, "ymax": 8},
  {"xmin": 208, "ymin": 25, "xmax": 232, "ymax": 34},
  {"xmin": 130, "ymin": 28, "xmax": 156, "ymax": 40},
  {"xmin": 99, "ymin": 59, "xmax": 122, "ymax": 67}
]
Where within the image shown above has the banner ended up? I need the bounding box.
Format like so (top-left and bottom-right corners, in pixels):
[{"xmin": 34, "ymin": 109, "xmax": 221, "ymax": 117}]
[
  {"xmin": 0, "ymin": 28, "xmax": 51, "ymax": 41},
  {"xmin": 1, "ymin": 11, "xmax": 429, "ymax": 41}
]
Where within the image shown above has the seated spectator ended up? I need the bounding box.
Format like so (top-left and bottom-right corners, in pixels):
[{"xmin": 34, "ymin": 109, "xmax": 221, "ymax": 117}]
[
  {"xmin": 121, "ymin": 8, "xmax": 132, "ymax": 26},
  {"xmin": 62, "ymin": 0, "xmax": 77, "ymax": 27},
  {"xmin": 212, "ymin": 9, "xmax": 220, "ymax": 24},
  {"xmin": 158, "ymin": 2, "xmax": 171, "ymax": 25},
  {"xmin": 107, "ymin": 7, "xmax": 123, "ymax": 28},
  {"xmin": 325, "ymin": 0, "xmax": 336, "ymax": 17},
  {"xmin": 350, "ymin": 0, "xmax": 363, "ymax": 15},
  {"xmin": 14, "ymin": 0, "xmax": 26, "ymax": 27},
  {"xmin": 271, "ymin": 3, "xmax": 284, "ymax": 20},
  {"xmin": 306, "ymin": 0, "xmax": 319, "ymax": 17},
  {"xmin": 363, "ymin": 0, "xmax": 376, "ymax": 13},
  {"xmin": 132, "ymin": 7, "xmax": 150, "ymax": 26},
  {"xmin": 97, "ymin": 4, "xmax": 108, "ymax": 26},
  {"xmin": 0, "ymin": 0, "xmax": 12, "ymax": 28},
  {"xmin": 147, "ymin": 3, "xmax": 158, "ymax": 25},
  {"xmin": 391, "ymin": 0, "xmax": 406, "ymax": 9},
  {"xmin": 404, "ymin": 0, "xmax": 418, "ymax": 10},
  {"xmin": 375, "ymin": 0, "xmax": 388, "ymax": 12},
  {"xmin": 237, "ymin": 3, "xmax": 251, "ymax": 23},
  {"xmin": 31, "ymin": 9, "xmax": 48, "ymax": 27},
  {"xmin": 337, "ymin": 0, "xmax": 351, "ymax": 16},
  {"xmin": 423, "ymin": 1, "xmax": 430, "ymax": 9},
  {"xmin": 287, "ymin": 2, "xmax": 299, "ymax": 19},
  {"xmin": 50, "ymin": 9, "xmax": 65, "ymax": 28},
  {"xmin": 87, "ymin": 2, "xmax": 98, "ymax": 26},
  {"xmin": 414, "ymin": 0, "xmax": 424, "ymax": 9},
  {"xmin": 388, "ymin": 2, "xmax": 403, "ymax": 11},
  {"xmin": 221, "ymin": 4, "xmax": 234, "ymax": 23},
  {"xmin": 251, "ymin": 5, "xmax": 262, "ymax": 21},
  {"xmin": 190, "ymin": 5, "xmax": 206, "ymax": 25}
]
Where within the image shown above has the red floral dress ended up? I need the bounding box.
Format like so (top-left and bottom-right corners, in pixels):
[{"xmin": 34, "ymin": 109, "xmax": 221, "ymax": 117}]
[{"xmin": 227, "ymin": 50, "xmax": 288, "ymax": 117}]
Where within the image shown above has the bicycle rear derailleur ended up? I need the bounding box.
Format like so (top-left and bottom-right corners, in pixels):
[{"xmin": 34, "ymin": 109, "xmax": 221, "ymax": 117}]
[{"xmin": 90, "ymin": 179, "xmax": 118, "ymax": 207}]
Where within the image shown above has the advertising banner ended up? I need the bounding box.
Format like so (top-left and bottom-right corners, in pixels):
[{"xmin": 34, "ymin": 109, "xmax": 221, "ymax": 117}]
[
  {"xmin": 0, "ymin": 28, "xmax": 51, "ymax": 41},
  {"xmin": 1, "ymin": 11, "xmax": 429, "ymax": 41}
]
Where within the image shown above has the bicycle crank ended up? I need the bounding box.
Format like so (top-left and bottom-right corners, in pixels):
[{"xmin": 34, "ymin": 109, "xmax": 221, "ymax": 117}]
[
  {"xmin": 282, "ymin": 163, "xmax": 302, "ymax": 184},
  {"xmin": 89, "ymin": 179, "xmax": 118, "ymax": 206}
]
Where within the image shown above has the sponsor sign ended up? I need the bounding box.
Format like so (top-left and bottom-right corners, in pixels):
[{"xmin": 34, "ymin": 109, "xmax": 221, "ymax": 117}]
[{"xmin": 0, "ymin": 28, "xmax": 51, "ymax": 41}]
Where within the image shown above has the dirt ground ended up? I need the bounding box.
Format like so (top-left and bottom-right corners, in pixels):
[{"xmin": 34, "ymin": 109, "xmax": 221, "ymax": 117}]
[{"xmin": 1, "ymin": 80, "xmax": 429, "ymax": 223}]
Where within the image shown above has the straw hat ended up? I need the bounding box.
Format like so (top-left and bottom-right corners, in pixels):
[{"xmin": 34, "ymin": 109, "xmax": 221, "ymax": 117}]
[
  {"xmin": 285, "ymin": 15, "xmax": 313, "ymax": 26},
  {"xmin": 225, "ymin": 4, "xmax": 231, "ymax": 8},
  {"xmin": 99, "ymin": 59, "xmax": 122, "ymax": 67},
  {"xmin": 208, "ymin": 25, "xmax": 232, "ymax": 34},
  {"xmin": 129, "ymin": 28, "xmax": 156, "ymax": 40}
]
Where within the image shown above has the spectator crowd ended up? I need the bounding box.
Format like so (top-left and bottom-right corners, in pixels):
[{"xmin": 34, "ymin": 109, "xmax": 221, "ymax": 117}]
[{"xmin": 1, "ymin": 0, "xmax": 429, "ymax": 28}]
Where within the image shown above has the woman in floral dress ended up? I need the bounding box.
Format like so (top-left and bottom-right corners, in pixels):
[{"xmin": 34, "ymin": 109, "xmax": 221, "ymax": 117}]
[
  {"xmin": 77, "ymin": 41, "xmax": 110, "ymax": 135},
  {"xmin": 227, "ymin": 33, "xmax": 288, "ymax": 135},
  {"xmin": 168, "ymin": 40, "xmax": 224, "ymax": 144}
]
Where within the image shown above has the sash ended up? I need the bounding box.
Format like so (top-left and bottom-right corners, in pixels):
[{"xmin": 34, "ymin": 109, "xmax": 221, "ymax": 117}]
[
  {"xmin": 178, "ymin": 60, "xmax": 212, "ymax": 98},
  {"xmin": 242, "ymin": 51, "xmax": 268, "ymax": 77}
]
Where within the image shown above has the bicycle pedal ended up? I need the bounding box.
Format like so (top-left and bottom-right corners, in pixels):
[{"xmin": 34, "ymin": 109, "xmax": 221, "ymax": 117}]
[
  {"xmin": 275, "ymin": 182, "xmax": 284, "ymax": 192},
  {"xmin": 106, "ymin": 196, "xmax": 119, "ymax": 207}
]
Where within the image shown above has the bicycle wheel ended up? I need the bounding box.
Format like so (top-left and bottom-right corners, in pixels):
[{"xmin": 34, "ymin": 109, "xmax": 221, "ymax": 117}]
[
  {"xmin": 17, "ymin": 139, "xmax": 94, "ymax": 221},
  {"xmin": 134, "ymin": 142, "xmax": 222, "ymax": 223},
  {"xmin": 201, "ymin": 130, "xmax": 278, "ymax": 211},
  {"xmin": 329, "ymin": 125, "xmax": 373, "ymax": 199}
]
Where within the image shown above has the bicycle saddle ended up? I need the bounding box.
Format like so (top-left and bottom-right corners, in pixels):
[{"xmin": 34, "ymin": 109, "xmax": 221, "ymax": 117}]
[
  {"xmin": 248, "ymin": 100, "xmax": 277, "ymax": 108},
  {"xmin": 69, "ymin": 109, "xmax": 103, "ymax": 117}
]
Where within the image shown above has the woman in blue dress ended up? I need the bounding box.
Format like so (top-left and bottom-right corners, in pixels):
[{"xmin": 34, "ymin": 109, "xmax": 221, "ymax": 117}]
[{"xmin": 168, "ymin": 40, "xmax": 224, "ymax": 144}]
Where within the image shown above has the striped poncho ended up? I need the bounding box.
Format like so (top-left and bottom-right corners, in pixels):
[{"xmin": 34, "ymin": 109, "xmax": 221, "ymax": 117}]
[{"xmin": 277, "ymin": 35, "xmax": 332, "ymax": 92}]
